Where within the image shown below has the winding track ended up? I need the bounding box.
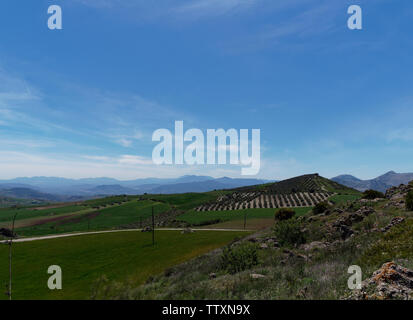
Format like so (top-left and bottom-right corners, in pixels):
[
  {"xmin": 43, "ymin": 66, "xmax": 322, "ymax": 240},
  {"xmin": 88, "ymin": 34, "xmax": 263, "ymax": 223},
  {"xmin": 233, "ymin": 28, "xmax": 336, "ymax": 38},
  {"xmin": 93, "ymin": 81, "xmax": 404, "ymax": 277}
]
[{"xmin": 1, "ymin": 228, "xmax": 251, "ymax": 243}]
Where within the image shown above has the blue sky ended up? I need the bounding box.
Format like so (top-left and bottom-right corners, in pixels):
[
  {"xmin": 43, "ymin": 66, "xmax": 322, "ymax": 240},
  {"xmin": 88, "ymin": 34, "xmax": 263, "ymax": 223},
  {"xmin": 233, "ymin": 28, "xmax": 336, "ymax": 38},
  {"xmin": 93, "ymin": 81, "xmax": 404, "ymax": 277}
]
[{"xmin": 0, "ymin": 0, "xmax": 412, "ymax": 180}]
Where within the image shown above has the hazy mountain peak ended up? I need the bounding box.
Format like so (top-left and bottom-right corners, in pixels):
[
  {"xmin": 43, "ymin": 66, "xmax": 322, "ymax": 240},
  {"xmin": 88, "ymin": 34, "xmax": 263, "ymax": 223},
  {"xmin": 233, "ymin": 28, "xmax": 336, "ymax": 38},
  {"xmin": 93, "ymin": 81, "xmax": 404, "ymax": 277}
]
[{"xmin": 332, "ymin": 171, "xmax": 413, "ymax": 192}]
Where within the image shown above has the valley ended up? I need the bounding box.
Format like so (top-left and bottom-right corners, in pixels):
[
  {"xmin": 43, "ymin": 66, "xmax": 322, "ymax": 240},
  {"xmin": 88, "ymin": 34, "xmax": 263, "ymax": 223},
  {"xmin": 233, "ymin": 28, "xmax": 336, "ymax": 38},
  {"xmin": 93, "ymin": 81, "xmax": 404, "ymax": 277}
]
[{"xmin": 1, "ymin": 173, "xmax": 412, "ymax": 300}]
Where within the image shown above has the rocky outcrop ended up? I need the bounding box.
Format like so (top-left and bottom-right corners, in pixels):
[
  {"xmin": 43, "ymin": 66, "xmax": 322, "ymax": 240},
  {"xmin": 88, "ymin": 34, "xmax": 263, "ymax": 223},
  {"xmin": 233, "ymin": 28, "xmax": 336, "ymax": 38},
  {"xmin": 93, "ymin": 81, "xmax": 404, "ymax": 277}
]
[
  {"xmin": 331, "ymin": 206, "xmax": 375, "ymax": 240},
  {"xmin": 381, "ymin": 217, "xmax": 405, "ymax": 233},
  {"xmin": 385, "ymin": 183, "xmax": 413, "ymax": 209},
  {"xmin": 248, "ymin": 236, "xmax": 279, "ymax": 248},
  {"xmin": 348, "ymin": 262, "xmax": 413, "ymax": 300}
]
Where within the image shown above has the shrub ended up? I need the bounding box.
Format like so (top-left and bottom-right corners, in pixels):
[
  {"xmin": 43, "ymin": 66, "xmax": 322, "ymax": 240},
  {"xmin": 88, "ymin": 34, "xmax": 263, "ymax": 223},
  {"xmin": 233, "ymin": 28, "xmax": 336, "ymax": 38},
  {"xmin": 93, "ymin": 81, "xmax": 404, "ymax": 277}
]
[
  {"xmin": 362, "ymin": 189, "xmax": 385, "ymax": 200},
  {"xmin": 275, "ymin": 208, "xmax": 295, "ymax": 221},
  {"xmin": 220, "ymin": 242, "xmax": 259, "ymax": 274},
  {"xmin": 406, "ymin": 191, "xmax": 413, "ymax": 211},
  {"xmin": 312, "ymin": 202, "xmax": 329, "ymax": 215},
  {"xmin": 274, "ymin": 219, "xmax": 307, "ymax": 247}
]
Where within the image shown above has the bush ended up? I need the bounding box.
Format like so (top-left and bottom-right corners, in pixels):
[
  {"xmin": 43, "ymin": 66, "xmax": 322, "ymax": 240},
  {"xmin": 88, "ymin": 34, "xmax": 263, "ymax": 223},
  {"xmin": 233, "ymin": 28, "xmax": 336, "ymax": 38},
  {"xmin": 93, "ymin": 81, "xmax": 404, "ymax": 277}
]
[
  {"xmin": 406, "ymin": 191, "xmax": 413, "ymax": 211},
  {"xmin": 362, "ymin": 189, "xmax": 385, "ymax": 200},
  {"xmin": 274, "ymin": 219, "xmax": 307, "ymax": 247},
  {"xmin": 312, "ymin": 202, "xmax": 329, "ymax": 215},
  {"xmin": 275, "ymin": 208, "xmax": 295, "ymax": 221},
  {"xmin": 220, "ymin": 242, "xmax": 259, "ymax": 274}
]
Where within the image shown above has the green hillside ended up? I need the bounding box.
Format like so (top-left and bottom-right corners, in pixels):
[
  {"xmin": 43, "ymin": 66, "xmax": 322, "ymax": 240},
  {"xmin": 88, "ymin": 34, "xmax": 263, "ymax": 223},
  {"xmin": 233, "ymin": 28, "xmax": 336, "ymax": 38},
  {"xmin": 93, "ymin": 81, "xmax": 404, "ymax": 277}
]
[{"xmin": 235, "ymin": 174, "xmax": 360, "ymax": 195}]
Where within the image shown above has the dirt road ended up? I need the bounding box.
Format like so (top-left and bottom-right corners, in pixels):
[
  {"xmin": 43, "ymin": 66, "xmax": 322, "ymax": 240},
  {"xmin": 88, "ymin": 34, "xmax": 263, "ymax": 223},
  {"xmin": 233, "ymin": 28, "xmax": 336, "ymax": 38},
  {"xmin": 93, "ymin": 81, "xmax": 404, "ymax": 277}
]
[{"xmin": 1, "ymin": 228, "xmax": 251, "ymax": 243}]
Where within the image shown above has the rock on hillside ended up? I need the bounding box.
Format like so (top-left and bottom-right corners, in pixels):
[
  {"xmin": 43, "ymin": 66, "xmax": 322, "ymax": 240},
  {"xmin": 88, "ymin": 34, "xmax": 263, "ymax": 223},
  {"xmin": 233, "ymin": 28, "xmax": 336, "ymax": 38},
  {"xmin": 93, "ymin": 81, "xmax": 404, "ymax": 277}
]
[
  {"xmin": 347, "ymin": 262, "xmax": 413, "ymax": 300},
  {"xmin": 384, "ymin": 181, "xmax": 413, "ymax": 209}
]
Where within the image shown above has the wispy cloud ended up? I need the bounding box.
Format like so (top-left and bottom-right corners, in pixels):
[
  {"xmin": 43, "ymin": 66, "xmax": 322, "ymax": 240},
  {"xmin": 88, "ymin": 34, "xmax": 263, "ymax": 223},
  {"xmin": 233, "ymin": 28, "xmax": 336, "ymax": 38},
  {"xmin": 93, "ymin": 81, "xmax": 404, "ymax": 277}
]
[
  {"xmin": 387, "ymin": 128, "xmax": 413, "ymax": 142},
  {"xmin": 76, "ymin": 0, "xmax": 258, "ymax": 17},
  {"xmin": 173, "ymin": 0, "xmax": 256, "ymax": 18},
  {"xmin": 220, "ymin": 1, "xmax": 343, "ymax": 53},
  {"xmin": 0, "ymin": 67, "xmax": 194, "ymax": 154}
]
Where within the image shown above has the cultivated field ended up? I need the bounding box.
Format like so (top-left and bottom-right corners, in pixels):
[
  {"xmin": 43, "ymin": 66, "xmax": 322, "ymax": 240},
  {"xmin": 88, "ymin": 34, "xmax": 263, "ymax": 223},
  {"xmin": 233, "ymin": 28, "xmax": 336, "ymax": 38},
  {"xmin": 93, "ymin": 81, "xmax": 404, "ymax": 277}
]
[
  {"xmin": 178, "ymin": 207, "xmax": 312, "ymax": 226},
  {"xmin": 0, "ymin": 230, "xmax": 246, "ymax": 300},
  {"xmin": 14, "ymin": 200, "xmax": 170, "ymax": 237}
]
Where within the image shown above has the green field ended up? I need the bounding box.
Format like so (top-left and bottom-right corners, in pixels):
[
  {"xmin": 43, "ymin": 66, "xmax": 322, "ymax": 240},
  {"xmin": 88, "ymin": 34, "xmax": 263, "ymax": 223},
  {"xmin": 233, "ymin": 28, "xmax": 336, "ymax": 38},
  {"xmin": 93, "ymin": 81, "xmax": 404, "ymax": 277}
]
[
  {"xmin": 0, "ymin": 230, "xmax": 246, "ymax": 300},
  {"xmin": 0, "ymin": 205, "xmax": 87, "ymax": 224},
  {"xmin": 177, "ymin": 207, "xmax": 312, "ymax": 225},
  {"xmin": 329, "ymin": 194, "xmax": 361, "ymax": 204},
  {"xmin": 142, "ymin": 191, "xmax": 228, "ymax": 211},
  {"xmin": 15, "ymin": 200, "xmax": 170, "ymax": 237},
  {"xmin": 83, "ymin": 195, "xmax": 138, "ymax": 207}
]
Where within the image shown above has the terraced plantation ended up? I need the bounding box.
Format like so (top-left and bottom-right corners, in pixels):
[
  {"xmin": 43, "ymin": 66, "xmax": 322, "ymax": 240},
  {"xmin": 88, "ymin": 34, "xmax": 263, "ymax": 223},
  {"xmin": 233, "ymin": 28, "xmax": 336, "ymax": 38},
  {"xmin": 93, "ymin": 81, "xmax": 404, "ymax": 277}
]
[{"xmin": 194, "ymin": 191, "xmax": 331, "ymax": 211}]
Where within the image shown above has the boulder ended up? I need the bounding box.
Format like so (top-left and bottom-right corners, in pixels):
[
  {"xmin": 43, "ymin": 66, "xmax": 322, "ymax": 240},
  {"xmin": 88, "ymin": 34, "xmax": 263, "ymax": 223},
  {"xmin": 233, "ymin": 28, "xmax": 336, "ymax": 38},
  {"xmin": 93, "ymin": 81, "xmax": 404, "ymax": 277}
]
[
  {"xmin": 302, "ymin": 241, "xmax": 327, "ymax": 252},
  {"xmin": 356, "ymin": 206, "xmax": 375, "ymax": 217},
  {"xmin": 338, "ymin": 224, "xmax": 354, "ymax": 240},
  {"xmin": 250, "ymin": 273, "xmax": 266, "ymax": 279},
  {"xmin": 181, "ymin": 228, "xmax": 194, "ymax": 234},
  {"xmin": 141, "ymin": 226, "xmax": 153, "ymax": 232}
]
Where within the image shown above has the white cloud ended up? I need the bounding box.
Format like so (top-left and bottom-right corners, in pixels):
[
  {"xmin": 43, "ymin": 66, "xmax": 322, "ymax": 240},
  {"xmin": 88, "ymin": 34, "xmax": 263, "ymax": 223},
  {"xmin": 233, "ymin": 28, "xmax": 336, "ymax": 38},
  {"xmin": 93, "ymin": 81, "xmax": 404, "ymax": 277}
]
[{"xmin": 118, "ymin": 154, "xmax": 153, "ymax": 165}]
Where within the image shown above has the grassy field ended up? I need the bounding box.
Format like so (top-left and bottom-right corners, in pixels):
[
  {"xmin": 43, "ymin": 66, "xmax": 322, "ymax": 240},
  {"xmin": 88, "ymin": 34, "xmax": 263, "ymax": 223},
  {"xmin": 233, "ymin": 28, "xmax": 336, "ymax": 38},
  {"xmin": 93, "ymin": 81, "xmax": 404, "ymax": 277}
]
[
  {"xmin": 329, "ymin": 194, "xmax": 362, "ymax": 204},
  {"xmin": 141, "ymin": 191, "xmax": 228, "ymax": 211},
  {"xmin": 83, "ymin": 195, "xmax": 138, "ymax": 207},
  {"xmin": 0, "ymin": 230, "xmax": 246, "ymax": 300},
  {"xmin": 177, "ymin": 207, "xmax": 312, "ymax": 226},
  {"xmin": 15, "ymin": 200, "xmax": 170, "ymax": 237},
  {"xmin": 0, "ymin": 205, "xmax": 88, "ymax": 225}
]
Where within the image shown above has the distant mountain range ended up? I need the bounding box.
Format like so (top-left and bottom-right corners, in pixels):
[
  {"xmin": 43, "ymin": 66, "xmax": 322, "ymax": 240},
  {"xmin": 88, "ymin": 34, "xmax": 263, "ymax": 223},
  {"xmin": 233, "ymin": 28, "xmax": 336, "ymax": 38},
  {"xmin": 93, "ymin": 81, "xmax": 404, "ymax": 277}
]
[
  {"xmin": 0, "ymin": 175, "xmax": 274, "ymax": 201},
  {"xmin": 332, "ymin": 171, "xmax": 413, "ymax": 192}
]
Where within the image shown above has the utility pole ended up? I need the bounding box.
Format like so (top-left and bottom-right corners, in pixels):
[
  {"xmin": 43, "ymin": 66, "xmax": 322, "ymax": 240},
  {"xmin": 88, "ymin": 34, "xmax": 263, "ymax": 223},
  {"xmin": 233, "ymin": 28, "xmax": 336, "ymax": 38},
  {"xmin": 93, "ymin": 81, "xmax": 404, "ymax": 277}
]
[
  {"xmin": 152, "ymin": 206, "xmax": 155, "ymax": 246},
  {"xmin": 244, "ymin": 212, "xmax": 247, "ymax": 230},
  {"xmin": 7, "ymin": 212, "xmax": 18, "ymax": 300}
]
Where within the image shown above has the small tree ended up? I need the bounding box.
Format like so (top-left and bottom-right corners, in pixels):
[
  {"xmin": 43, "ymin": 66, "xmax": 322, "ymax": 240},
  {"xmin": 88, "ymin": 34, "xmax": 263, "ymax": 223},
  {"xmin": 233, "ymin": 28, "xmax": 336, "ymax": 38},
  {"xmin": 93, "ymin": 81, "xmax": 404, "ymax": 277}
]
[
  {"xmin": 220, "ymin": 243, "xmax": 259, "ymax": 274},
  {"xmin": 406, "ymin": 191, "xmax": 413, "ymax": 211},
  {"xmin": 275, "ymin": 208, "xmax": 295, "ymax": 221},
  {"xmin": 313, "ymin": 202, "xmax": 330, "ymax": 215},
  {"xmin": 274, "ymin": 219, "xmax": 306, "ymax": 247},
  {"xmin": 362, "ymin": 189, "xmax": 385, "ymax": 200}
]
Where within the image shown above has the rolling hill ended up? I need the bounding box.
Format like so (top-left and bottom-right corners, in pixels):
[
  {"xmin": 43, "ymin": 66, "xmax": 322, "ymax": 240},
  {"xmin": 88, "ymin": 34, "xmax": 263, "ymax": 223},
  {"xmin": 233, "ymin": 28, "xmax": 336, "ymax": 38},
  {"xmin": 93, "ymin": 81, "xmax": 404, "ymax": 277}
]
[{"xmin": 194, "ymin": 174, "xmax": 360, "ymax": 212}]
